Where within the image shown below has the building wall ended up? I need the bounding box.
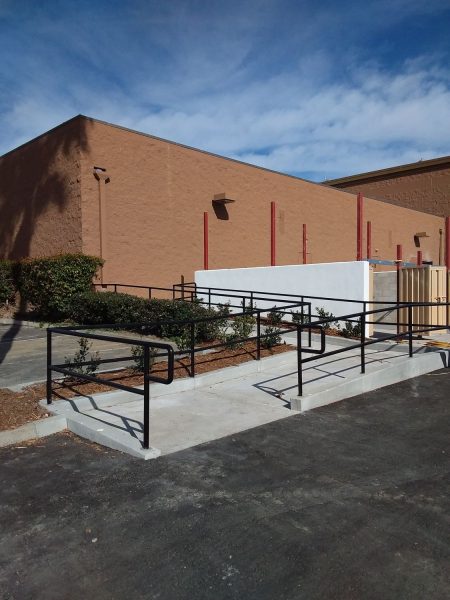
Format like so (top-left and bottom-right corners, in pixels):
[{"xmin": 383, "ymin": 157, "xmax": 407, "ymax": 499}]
[
  {"xmin": 0, "ymin": 118, "xmax": 84, "ymax": 260},
  {"xmin": 330, "ymin": 165, "xmax": 450, "ymax": 218},
  {"xmin": 196, "ymin": 262, "xmax": 371, "ymax": 322},
  {"xmin": 79, "ymin": 118, "xmax": 445, "ymax": 287}
]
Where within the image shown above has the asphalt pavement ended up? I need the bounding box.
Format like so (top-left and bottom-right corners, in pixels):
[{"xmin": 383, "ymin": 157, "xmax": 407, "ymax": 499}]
[
  {"xmin": 0, "ymin": 324, "xmax": 139, "ymax": 389},
  {"xmin": 1, "ymin": 369, "xmax": 449, "ymax": 599}
]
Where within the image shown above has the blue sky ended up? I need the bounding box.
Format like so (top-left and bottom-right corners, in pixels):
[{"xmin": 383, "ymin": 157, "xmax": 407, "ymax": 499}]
[{"xmin": 1, "ymin": 0, "xmax": 450, "ymax": 180}]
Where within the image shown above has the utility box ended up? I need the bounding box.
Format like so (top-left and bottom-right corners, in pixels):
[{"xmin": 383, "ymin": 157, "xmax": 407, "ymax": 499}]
[{"xmin": 399, "ymin": 266, "xmax": 448, "ymax": 333}]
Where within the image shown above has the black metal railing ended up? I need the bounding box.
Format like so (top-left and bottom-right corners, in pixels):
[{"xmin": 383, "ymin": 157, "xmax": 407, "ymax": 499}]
[
  {"xmin": 295, "ymin": 301, "xmax": 450, "ymax": 396},
  {"xmin": 46, "ymin": 326, "xmax": 174, "ymax": 449},
  {"xmin": 47, "ymin": 283, "xmax": 450, "ymax": 448}
]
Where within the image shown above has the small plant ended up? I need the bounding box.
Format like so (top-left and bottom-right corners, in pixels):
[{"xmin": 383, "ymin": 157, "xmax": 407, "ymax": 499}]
[
  {"xmin": 225, "ymin": 311, "xmax": 256, "ymax": 349},
  {"xmin": 291, "ymin": 310, "xmax": 309, "ymax": 326},
  {"xmin": 340, "ymin": 318, "xmax": 362, "ymax": 339},
  {"xmin": 171, "ymin": 327, "xmax": 192, "ymax": 353},
  {"xmin": 131, "ymin": 344, "xmax": 157, "ymax": 372},
  {"xmin": 64, "ymin": 337, "xmax": 101, "ymax": 377},
  {"xmin": 262, "ymin": 307, "xmax": 282, "ymax": 349},
  {"xmin": 215, "ymin": 300, "xmax": 256, "ymax": 349},
  {"xmin": 215, "ymin": 303, "xmax": 232, "ymax": 342},
  {"xmin": 315, "ymin": 306, "xmax": 340, "ymax": 332}
]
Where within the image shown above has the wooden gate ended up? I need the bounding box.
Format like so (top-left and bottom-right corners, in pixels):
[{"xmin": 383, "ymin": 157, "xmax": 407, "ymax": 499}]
[{"xmin": 399, "ymin": 266, "xmax": 449, "ymax": 333}]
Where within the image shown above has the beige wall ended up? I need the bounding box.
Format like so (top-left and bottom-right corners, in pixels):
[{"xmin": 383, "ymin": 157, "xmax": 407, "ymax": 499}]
[
  {"xmin": 0, "ymin": 116, "xmax": 445, "ymax": 288},
  {"xmin": 79, "ymin": 118, "xmax": 445, "ymax": 287},
  {"xmin": 330, "ymin": 166, "xmax": 450, "ymax": 218},
  {"xmin": 0, "ymin": 118, "xmax": 84, "ymax": 260}
]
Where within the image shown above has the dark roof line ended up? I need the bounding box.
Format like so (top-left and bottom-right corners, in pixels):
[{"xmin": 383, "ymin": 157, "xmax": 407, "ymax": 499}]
[
  {"xmin": 325, "ymin": 154, "xmax": 450, "ymax": 186},
  {"xmin": 77, "ymin": 115, "xmax": 326, "ymax": 189},
  {"xmin": 0, "ymin": 113, "xmax": 349, "ymax": 195}
]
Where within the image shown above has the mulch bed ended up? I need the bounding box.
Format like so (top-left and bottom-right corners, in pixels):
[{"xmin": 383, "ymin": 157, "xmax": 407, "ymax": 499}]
[
  {"xmin": 0, "ymin": 388, "xmax": 49, "ymax": 432},
  {"xmin": 0, "ymin": 341, "xmax": 293, "ymax": 432}
]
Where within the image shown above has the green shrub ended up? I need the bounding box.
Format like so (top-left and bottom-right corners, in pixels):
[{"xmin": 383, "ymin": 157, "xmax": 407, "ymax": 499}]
[
  {"xmin": 0, "ymin": 260, "xmax": 15, "ymax": 304},
  {"xmin": 291, "ymin": 309, "xmax": 309, "ymax": 325},
  {"xmin": 64, "ymin": 337, "xmax": 101, "ymax": 378},
  {"xmin": 16, "ymin": 254, "xmax": 103, "ymax": 319},
  {"xmin": 68, "ymin": 291, "xmax": 149, "ymax": 326},
  {"xmin": 131, "ymin": 344, "xmax": 157, "ymax": 372},
  {"xmin": 262, "ymin": 307, "xmax": 282, "ymax": 349},
  {"xmin": 340, "ymin": 318, "xmax": 362, "ymax": 338},
  {"xmin": 224, "ymin": 312, "xmax": 256, "ymax": 349},
  {"xmin": 315, "ymin": 306, "xmax": 340, "ymax": 332},
  {"xmin": 67, "ymin": 291, "xmax": 222, "ymax": 344}
]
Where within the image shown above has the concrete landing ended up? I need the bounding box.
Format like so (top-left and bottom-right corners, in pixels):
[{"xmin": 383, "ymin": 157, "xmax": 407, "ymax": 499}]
[{"xmin": 44, "ymin": 339, "xmax": 449, "ymax": 459}]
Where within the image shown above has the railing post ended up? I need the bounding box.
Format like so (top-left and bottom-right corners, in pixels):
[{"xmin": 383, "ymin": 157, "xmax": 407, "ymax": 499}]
[
  {"xmin": 408, "ymin": 305, "xmax": 413, "ymax": 357},
  {"xmin": 46, "ymin": 329, "xmax": 52, "ymax": 405},
  {"xmin": 114, "ymin": 284, "xmax": 117, "ymax": 293},
  {"xmin": 143, "ymin": 345, "xmax": 150, "ymax": 449},
  {"xmin": 396, "ymin": 244, "xmax": 403, "ymax": 337},
  {"xmin": 256, "ymin": 312, "xmax": 261, "ymax": 360},
  {"xmin": 190, "ymin": 322, "xmax": 195, "ymax": 377},
  {"xmin": 308, "ymin": 303, "xmax": 312, "ymax": 347},
  {"xmin": 360, "ymin": 306, "xmax": 366, "ymax": 374},
  {"xmin": 297, "ymin": 324, "xmax": 303, "ymax": 396},
  {"xmin": 250, "ymin": 291, "xmax": 254, "ymax": 310},
  {"xmin": 208, "ymin": 289, "xmax": 211, "ymax": 308}
]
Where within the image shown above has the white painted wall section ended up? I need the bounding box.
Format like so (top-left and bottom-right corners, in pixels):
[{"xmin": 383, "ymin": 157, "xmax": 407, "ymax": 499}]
[{"xmin": 195, "ymin": 262, "xmax": 371, "ymax": 321}]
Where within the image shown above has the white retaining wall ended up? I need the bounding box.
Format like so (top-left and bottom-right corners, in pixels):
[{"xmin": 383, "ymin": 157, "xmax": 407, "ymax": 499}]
[{"xmin": 195, "ymin": 262, "xmax": 371, "ymax": 321}]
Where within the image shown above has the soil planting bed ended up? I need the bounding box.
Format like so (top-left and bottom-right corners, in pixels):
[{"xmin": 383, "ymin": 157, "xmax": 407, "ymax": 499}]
[
  {"xmin": 0, "ymin": 388, "xmax": 48, "ymax": 432},
  {"xmin": 0, "ymin": 341, "xmax": 293, "ymax": 430}
]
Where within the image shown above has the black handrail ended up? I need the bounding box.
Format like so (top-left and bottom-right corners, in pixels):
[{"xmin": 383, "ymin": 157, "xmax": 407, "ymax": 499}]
[
  {"xmin": 47, "ymin": 283, "xmax": 450, "ymax": 449},
  {"xmin": 46, "ymin": 328, "xmax": 174, "ymax": 449}
]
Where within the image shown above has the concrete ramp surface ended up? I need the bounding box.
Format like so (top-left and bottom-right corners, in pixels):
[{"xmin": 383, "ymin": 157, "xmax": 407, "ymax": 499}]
[{"xmin": 44, "ymin": 340, "xmax": 449, "ymax": 459}]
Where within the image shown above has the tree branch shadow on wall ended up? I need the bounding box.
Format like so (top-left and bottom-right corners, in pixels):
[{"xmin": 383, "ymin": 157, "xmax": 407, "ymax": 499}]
[{"xmin": 0, "ymin": 117, "xmax": 90, "ymax": 370}]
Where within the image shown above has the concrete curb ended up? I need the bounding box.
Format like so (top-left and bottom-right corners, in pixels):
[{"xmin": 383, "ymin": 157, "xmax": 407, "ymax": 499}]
[
  {"xmin": 63, "ymin": 413, "xmax": 160, "ymax": 460},
  {"xmin": 0, "ymin": 318, "xmax": 53, "ymax": 329},
  {"xmin": 0, "ymin": 416, "xmax": 67, "ymax": 448},
  {"xmin": 290, "ymin": 349, "xmax": 449, "ymax": 412}
]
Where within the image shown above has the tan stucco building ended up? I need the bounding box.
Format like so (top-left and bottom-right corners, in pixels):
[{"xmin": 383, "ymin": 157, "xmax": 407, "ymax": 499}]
[
  {"xmin": 0, "ymin": 115, "xmax": 447, "ymax": 288},
  {"xmin": 326, "ymin": 156, "xmax": 450, "ymax": 218}
]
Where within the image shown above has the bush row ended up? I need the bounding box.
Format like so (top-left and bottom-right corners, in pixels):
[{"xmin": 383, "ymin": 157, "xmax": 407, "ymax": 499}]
[
  {"xmin": 66, "ymin": 291, "xmax": 220, "ymax": 343},
  {"xmin": 0, "ymin": 254, "xmax": 103, "ymax": 319},
  {"xmin": 0, "ymin": 260, "xmax": 15, "ymax": 304}
]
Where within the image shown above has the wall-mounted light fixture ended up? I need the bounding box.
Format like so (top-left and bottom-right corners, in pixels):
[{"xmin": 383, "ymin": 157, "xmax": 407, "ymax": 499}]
[
  {"xmin": 212, "ymin": 193, "xmax": 235, "ymax": 220},
  {"xmin": 93, "ymin": 166, "xmax": 110, "ymax": 183},
  {"xmin": 213, "ymin": 193, "xmax": 236, "ymax": 205},
  {"xmin": 414, "ymin": 231, "xmax": 429, "ymax": 247}
]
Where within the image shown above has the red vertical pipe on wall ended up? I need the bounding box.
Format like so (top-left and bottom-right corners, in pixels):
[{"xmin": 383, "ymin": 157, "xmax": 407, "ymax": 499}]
[
  {"xmin": 203, "ymin": 211, "xmax": 209, "ymax": 270},
  {"xmin": 366, "ymin": 221, "xmax": 372, "ymax": 259},
  {"xmin": 271, "ymin": 201, "xmax": 276, "ymax": 266},
  {"xmin": 446, "ymin": 216, "xmax": 450, "ymax": 271},
  {"xmin": 446, "ymin": 216, "xmax": 450, "ymax": 327},
  {"xmin": 417, "ymin": 251, "xmax": 423, "ymax": 266},
  {"xmin": 302, "ymin": 223, "xmax": 307, "ymax": 264},
  {"xmin": 357, "ymin": 192, "xmax": 363, "ymax": 261},
  {"xmin": 396, "ymin": 244, "xmax": 403, "ymax": 269}
]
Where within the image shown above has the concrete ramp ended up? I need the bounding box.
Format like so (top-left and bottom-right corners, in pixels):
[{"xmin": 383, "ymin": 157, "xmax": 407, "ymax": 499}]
[{"xmin": 43, "ymin": 341, "xmax": 449, "ymax": 459}]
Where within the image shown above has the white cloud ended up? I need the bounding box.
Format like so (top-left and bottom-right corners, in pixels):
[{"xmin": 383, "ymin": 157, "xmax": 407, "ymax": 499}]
[{"xmin": 0, "ymin": 1, "xmax": 449, "ymax": 180}]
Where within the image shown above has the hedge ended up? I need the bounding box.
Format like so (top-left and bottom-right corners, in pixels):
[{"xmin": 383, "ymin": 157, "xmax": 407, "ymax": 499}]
[
  {"xmin": 67, "ymin": 291, "xmax": 220, "ymax": 343},
  {"xmin": 16, "ymin": 254, "xmax": 103, "ymax": 319},
  {"xmin": 0, "ymin": 260, "xmax": 15, "ymax": 304}
]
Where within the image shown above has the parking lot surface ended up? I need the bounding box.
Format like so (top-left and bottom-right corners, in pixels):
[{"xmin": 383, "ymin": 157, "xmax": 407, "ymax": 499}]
[{"xmin": 1, "ymin": 370, "xmax": 449, "ymax": 599}]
